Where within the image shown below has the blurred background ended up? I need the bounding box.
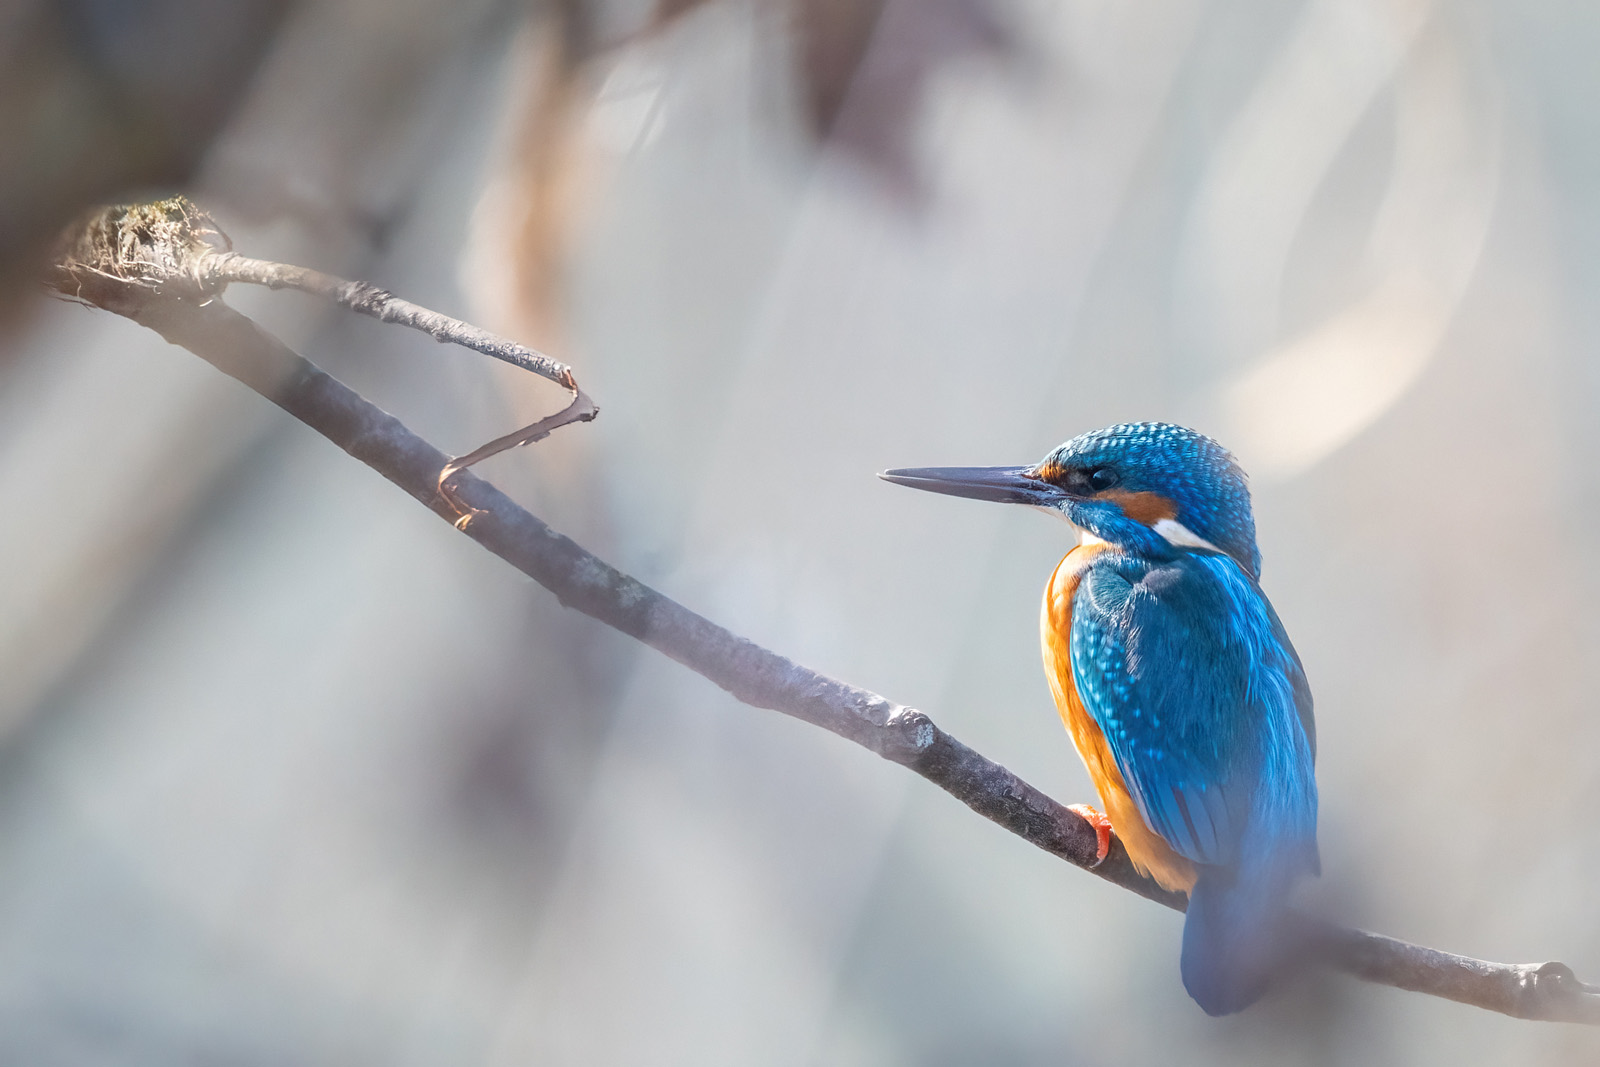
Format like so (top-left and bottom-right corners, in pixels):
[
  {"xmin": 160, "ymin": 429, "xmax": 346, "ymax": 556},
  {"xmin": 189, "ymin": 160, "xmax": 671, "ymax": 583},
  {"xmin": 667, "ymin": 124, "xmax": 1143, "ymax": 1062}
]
[{"xmin": 1, "ymin": 0, "xmax": 1598, "ymax": 1062}]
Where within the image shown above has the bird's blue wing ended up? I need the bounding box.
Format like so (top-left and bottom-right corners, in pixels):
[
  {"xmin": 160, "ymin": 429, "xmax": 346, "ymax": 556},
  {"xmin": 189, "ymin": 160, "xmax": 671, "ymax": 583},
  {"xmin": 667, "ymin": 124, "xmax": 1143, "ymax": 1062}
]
[{"xmin": 1070, "ymin": 552, "xmax": 1317, "ymax": 869}]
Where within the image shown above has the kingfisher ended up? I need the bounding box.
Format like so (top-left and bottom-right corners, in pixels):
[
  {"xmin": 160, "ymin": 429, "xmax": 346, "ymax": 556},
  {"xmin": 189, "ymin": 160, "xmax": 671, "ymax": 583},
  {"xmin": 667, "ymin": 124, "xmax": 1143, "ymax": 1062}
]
[{"xmin": 881, "ymin": 422, "xmax": 1317, "ymax": 1015}]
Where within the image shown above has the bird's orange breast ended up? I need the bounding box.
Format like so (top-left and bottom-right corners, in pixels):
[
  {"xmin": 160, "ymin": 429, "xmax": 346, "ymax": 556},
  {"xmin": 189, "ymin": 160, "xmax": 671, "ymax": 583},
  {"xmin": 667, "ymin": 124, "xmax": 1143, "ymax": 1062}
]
[{"xmin": 1041, "ymin": 542, "xmax": 1197, "ymax": 894}]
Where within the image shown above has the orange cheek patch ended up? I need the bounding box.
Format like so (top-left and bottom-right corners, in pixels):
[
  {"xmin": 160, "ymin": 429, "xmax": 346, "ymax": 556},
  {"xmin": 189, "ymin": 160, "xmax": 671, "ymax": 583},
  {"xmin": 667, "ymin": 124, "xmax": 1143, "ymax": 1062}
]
[{"xmin": 1099, "ymin": 489, "xmax": 1178, "ymax": 525}]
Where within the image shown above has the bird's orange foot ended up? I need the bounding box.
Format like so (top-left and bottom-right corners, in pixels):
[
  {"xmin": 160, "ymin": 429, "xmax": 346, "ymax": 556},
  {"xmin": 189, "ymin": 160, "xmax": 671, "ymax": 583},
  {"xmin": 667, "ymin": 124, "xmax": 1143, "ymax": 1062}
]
[{"xmin": 1068, "ymin": 804, "xmax": 1113, "ymax": 867}]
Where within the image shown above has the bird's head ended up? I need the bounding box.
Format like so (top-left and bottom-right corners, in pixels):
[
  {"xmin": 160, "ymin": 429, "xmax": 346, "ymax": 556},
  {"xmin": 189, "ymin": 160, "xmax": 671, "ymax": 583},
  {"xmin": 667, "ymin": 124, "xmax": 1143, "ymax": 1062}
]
[{"xmin": 881, "ymin": 422, "xmax": 1261, "ymax": 577}]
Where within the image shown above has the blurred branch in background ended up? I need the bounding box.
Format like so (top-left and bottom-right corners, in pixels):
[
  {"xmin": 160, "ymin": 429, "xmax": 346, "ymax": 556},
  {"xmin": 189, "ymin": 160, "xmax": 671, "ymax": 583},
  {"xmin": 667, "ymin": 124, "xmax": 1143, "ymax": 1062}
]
[
  {"xmin": 45, "ymin": 197, "xmax": 1600, "ymax": 1026},
  {"xmin": 465, "ymin": 0, "xmax": 1019, "ymax": 346},
  {"xmin": 2, "ymin": 0, "xmax": 1014, "ymax": 339}
]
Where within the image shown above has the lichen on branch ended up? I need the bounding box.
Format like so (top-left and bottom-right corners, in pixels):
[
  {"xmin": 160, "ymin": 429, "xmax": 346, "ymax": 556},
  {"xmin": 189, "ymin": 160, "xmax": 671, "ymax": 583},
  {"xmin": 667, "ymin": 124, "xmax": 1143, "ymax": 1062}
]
[{"xmin": 51, "ymin": 197, "xmax": 232, "ymax": 307}]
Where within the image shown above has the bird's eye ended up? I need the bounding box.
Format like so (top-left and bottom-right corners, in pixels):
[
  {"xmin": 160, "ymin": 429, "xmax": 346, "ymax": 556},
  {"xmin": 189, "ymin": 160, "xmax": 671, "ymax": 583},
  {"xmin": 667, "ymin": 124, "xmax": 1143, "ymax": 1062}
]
[{"xmin": 1087, "ymin": 467, "xmax": 1119, "ymax": 491}]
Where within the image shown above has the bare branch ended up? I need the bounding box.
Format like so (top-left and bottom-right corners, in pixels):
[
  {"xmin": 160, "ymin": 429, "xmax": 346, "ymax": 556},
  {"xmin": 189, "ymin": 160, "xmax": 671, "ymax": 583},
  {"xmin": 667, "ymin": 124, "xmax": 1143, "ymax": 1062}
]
[
  {"xmin": 50, "ymin": 198, "xmax": 593, "ymax": 498},
  {"xmin": 1306, "ymin": 924, "xmax": 1600, "ymax": 1024},
  {"xmin": 201, "ymin": 251, "xmax": 576, "ymax": 390},
  {"xmin": 437, "ymin": 387, "xmax": 599, "ymax": 527},
  {"xmin": 44, "ymin": 201, "xmax": 1600, "ymax": 1025}
]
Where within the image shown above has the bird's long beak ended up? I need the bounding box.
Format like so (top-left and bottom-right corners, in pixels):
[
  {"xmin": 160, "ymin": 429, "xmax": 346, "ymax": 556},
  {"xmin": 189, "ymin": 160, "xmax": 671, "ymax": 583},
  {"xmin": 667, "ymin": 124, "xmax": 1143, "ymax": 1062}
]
[{"xmin": 877, "ymin": 465, "xmax": 1066, "ymax": 507}]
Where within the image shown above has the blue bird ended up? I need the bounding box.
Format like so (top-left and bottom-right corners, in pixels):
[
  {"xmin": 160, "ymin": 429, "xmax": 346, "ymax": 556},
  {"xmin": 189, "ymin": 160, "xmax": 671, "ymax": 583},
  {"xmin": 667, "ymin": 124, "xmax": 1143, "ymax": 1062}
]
[{"xmin": 881, "ymin": 422, "xmax": 1317, "ymax": 1015}]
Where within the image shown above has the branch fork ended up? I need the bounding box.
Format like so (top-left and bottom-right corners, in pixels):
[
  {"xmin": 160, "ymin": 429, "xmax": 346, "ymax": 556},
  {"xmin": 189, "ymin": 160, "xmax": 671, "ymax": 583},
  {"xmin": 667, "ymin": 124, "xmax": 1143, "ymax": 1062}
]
[{"xmin": 49, "ymin": 196, "xmax": 595, "ymax": 521}]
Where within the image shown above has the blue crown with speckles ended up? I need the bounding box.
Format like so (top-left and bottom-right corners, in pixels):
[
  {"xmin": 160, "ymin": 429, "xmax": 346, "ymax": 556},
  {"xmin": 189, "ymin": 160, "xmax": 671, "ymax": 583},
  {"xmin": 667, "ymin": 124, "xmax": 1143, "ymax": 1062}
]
[{"xmin": 1045, "ymin": 422, "xmax": 1262, "ymax": 577}]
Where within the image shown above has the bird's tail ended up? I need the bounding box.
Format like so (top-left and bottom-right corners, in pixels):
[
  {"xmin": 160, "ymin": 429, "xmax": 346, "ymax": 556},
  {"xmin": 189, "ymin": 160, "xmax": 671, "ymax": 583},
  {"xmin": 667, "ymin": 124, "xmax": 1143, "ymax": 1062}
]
[{"xmin": 1180, "ymin": 849, "xmax": 1306, "ymax": 1016}]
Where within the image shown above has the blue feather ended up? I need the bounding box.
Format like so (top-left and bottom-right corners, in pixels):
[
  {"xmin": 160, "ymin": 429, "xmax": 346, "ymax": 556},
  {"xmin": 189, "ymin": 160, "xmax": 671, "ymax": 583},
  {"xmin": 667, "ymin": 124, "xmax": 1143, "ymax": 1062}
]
[
  {"xmin": 880, "ymin": 419, "xmax": 1320, "ymax": 1013},
  {"xmin": 1070, "ymin": 549, "xmax": 1317, "ymax": 1013}
]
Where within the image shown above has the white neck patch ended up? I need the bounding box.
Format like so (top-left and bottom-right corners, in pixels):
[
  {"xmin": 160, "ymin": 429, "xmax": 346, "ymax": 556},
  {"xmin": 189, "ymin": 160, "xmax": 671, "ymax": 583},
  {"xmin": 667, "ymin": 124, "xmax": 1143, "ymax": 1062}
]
[
  {"xmin": 1152, "ymin": 517, "xmax": 1223, "ymax": 553},
  {"xmin": 1031, "ymin": 505, "xmax": 1218, "ymax": 554}
]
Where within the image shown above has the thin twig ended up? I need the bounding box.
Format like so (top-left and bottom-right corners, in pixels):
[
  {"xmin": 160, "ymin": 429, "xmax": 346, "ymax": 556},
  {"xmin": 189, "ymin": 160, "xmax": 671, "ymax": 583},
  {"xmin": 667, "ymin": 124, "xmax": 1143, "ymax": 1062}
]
[
  {"xmin": 49, "ymin": 197, "xmax": 595, "ymax": 512},
  {"xmin": 436, "ymin": 387, "xmax": 599, "ymax": 528},
  {"xmin": 200, "ymin": 251, "xmax": 576, "ymax": 389},
  {"xmin": 43, "ymin": 201, "xmax": 1600, "ymax": 1025}
]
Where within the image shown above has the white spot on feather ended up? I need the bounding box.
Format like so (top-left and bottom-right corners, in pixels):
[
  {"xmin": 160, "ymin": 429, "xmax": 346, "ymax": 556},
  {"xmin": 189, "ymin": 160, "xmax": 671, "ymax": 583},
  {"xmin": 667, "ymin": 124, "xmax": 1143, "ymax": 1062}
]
[{"xmin": 1152, "ymin": 518, "xmax": 1223, "ymax": 553}]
